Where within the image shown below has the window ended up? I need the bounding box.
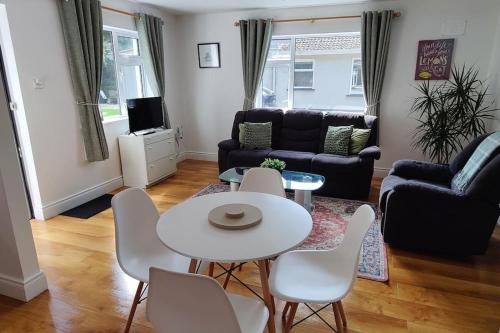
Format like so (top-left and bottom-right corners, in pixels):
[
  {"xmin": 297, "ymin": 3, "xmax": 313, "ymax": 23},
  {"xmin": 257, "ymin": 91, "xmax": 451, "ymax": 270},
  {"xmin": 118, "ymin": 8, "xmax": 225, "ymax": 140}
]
[
  {"xmin": 99, "ymin": 27, "xmax": 146, "ymax": 119},
  {"xmin": 294, "ymin": 60, "xmax": 314, "ymax": 89},
  {"xmin": 350, "ymin": 58, "xmax": 363, "ymax": 95},
  {"xmin": 258, "ymin": 33, "xmax": 365, "ymax": 112}
]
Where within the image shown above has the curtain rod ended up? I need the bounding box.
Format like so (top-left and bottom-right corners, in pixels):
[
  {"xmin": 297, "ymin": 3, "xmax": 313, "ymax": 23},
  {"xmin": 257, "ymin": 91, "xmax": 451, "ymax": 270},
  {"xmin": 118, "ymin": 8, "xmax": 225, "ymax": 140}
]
[
  {"xmin": 102, "ymin": 5, "xmax": 139, "ymax": 18},
  {"xmin": 233, "ymin": 11, "xmax": 401, "ymax": 27}
]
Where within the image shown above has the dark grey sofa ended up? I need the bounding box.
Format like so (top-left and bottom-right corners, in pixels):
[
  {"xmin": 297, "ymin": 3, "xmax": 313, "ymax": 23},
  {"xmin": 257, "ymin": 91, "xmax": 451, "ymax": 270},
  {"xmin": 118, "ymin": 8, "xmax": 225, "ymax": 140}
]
[
  {"xmin": 218, "ymin": 108, "xmax": 380, "ymax": 199},
  {"xmin": 379, "ymin": 134, "xmax": 500, "ymax": 255}
]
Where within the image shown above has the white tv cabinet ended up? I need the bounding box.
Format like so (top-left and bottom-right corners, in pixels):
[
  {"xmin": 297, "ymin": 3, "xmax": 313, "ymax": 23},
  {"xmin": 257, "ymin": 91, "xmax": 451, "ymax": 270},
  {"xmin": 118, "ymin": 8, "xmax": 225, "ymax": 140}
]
[{"xmin": 118, "ymin": 129, "xmax": 176, "ymax": 188}]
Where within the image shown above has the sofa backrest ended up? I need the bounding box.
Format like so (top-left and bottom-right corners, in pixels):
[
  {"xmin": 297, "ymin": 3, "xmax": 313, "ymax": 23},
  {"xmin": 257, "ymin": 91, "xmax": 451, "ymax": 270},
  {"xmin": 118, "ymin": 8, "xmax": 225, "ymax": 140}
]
[
  {"xmin": 319, "ymin": 112, "xmax": 378, "ymax": 153},
  {"xmin": 279, "ymin": 109, "xmax": 323, "ymax": 153},
  {"xmin": 231, "ymin": 109, "xmax": 379, "ymax": 153},
  {"xmin": 231, "ymin": 108, "xmax": 283, "ymax": 149}
]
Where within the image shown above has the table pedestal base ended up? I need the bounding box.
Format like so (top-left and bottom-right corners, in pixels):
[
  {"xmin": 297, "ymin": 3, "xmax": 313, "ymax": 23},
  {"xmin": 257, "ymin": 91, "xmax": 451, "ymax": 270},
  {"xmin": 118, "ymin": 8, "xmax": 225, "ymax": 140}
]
[{"xmin": 294, "ymin": 190, "xmax": 312, "ymax": 213}]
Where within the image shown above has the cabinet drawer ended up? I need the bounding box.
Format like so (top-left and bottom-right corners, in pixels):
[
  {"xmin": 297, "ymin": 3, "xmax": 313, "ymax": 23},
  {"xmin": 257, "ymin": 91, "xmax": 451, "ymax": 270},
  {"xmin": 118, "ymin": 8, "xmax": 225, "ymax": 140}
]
[
  {"xmin": 144, "ymin": 130, "xmax": 174, "ymax": 145},
  {"xmin": 145, "ymin": 139, "xmax": 175, "ymax": 162},
  {"xmin": 147, "ymin": 155, "xmax": 176, "ymax": 183}
]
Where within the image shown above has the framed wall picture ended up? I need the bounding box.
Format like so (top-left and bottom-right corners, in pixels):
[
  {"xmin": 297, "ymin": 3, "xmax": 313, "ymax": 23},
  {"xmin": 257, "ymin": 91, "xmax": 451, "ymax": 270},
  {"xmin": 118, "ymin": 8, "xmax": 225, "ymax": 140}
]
[
  {"xmin": 415, "ymin": 39, "xmax": 455, "ymax": 80},
  {"xmin": 197, "ymin": 43, "xmax": 221, "ymax": 68}
]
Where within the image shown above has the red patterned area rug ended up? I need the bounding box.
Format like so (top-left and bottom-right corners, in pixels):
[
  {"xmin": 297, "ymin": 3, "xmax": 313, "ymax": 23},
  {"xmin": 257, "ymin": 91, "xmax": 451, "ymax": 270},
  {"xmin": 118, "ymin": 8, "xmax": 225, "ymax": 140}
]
[{"xmin": 193, "ymin": 184, "xmax": 389, "ymax": 282}]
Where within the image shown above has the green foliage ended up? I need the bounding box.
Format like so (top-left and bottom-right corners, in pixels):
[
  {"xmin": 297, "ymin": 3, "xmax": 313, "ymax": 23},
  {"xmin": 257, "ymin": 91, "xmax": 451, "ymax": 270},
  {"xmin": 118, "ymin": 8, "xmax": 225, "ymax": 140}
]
[
  {"xmin": 411, "ymin": 64, "xmax": 497, "ymax": 164},
  {"xmin": 260, "ymin": 158, "xmax": 286, "ymax": 172}
]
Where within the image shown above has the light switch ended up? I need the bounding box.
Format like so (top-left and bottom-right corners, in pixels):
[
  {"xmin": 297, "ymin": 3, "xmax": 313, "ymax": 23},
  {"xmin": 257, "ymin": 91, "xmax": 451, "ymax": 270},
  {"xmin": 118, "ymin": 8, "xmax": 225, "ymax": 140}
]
[{"xmin": 33, "ymin": 78, "xmax": 45, "ymax": 89}]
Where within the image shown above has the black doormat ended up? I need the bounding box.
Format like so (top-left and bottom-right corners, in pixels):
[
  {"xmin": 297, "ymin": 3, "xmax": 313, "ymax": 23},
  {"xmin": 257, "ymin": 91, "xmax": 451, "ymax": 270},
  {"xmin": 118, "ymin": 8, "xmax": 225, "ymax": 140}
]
[{"xmin": 61, "ymin": 194, "xmax": 113, "ymax": 219}]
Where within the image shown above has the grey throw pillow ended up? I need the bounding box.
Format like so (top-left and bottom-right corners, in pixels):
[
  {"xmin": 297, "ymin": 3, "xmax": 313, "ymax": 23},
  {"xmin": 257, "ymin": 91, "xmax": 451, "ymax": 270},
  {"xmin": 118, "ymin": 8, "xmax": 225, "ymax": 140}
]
[
  {"xmin": 324, "ymin": 125, "xmax": 353, "ymax": 156},
  {"xmin": 240, "ymin": 122, "xmax": 272, "ymax": 149}
]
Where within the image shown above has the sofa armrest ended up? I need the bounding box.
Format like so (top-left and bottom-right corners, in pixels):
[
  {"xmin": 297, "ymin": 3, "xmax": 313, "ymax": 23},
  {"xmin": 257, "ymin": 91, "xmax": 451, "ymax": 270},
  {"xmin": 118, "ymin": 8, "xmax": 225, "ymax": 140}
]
[
  {"xmin": 389, "ymin": 160, "xmax": 452, "ymax": 184},
  {"xmin": 359, "ymin": 145, "xmax": 381, "ymax": 160},
  {"xmin": 218, "ymin": 139, "xmax": 240, "ymax": 152}
]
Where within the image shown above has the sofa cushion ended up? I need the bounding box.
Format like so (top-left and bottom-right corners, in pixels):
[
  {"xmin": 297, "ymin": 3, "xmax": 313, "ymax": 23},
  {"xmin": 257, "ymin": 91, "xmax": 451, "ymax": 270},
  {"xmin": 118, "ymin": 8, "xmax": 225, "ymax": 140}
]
[
  {"xmin": 320, "ymin": 112, "xmax": 371, "ymax": 152},
  {"xmin": 227, "ymin": 148, "xmax": 272, "ymax": 168},
  {"xmin": 311, "ymin": 153, "xmax": 360, "ymax": 169},
  {"xmin": 323, "ymin": 126, "xmax": 353, "ymax": 156},
  {"xmin": 239, "ymin": 122, "xmax": 272, "ymax": 149},
  {"xmin": 231, "ymin": 109, "xmax": 283, "ymax": 149},
  {"xmin": 279, "ymin": 110, "xmax": 323, "ymax": 153},
  {"xmin": 350, "ymin": 128, "xmax": 371, "ymax": 154},
  {"xmin": 267, "ymin": 150, "xmax": 316, "ymax": 172}
]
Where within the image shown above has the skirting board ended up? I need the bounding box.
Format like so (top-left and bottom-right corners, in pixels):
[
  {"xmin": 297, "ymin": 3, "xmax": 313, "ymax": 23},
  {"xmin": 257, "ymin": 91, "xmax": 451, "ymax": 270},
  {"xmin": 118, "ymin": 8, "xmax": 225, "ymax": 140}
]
[
  {"xmin": 39, "ymin": 176, "xmax": 123, "ymax": 220},
  {"xmin": 0, "ymin": 271, "xmax": 47, "ymax": 302},
  {"xmin": 179, "ymin": 151, "xmax": 391, "ymax": 177},
  {"xmin": 181, "ymin": 151, "xmax": 218, "ymax": 162}
]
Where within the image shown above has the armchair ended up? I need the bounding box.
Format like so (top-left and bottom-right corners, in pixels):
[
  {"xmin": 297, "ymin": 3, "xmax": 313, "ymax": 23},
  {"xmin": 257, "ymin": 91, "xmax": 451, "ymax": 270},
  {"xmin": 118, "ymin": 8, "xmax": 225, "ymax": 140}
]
[{"xmin": 380, "ymin": 134, "xmax": 500, "ymax": 255}]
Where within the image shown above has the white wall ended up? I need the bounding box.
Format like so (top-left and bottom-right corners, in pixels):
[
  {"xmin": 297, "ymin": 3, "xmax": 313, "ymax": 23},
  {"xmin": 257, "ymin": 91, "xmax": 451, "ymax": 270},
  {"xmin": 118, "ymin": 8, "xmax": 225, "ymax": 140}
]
[
  {"xmin": 489, "ymin": 3, "xmax": 500, "ymax": 132},
  {"xmin": 0, "ymin": 5, "xmax": 47, "ymax": 301},
  {"xmin": 176, "ymin": 0, "xmax": 500, "ymax": 172},
  {"xmin": 0, "ymin": 0, "xmax": 182, "ymax": 219}
]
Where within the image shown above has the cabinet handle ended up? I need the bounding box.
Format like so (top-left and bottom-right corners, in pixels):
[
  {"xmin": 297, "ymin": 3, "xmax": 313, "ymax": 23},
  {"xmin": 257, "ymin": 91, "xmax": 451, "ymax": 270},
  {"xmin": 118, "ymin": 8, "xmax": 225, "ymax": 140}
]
[
  {"xmin": 150, "ymin": 164, "xmax": 154, "ymax": 168},
  {"xmin": 147, "ymin": 147, "xmax": 153, "ymax": 151},
  {"xmin": 169, "ymin": 157, "xmax": 174, "ymax": 160}
]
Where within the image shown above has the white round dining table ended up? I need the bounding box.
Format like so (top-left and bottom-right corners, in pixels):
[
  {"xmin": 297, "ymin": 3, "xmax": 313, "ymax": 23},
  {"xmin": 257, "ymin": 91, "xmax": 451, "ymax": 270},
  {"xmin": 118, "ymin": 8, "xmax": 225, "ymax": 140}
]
[{"xmin": 157, "ymin": 191, "xmax": 313, "ymax": 333}]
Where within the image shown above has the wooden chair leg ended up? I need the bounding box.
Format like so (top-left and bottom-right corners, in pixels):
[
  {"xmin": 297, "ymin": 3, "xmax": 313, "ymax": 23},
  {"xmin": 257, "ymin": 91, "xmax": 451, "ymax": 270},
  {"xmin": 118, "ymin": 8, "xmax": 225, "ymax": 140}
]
[
  {"xmin": 332, "ymin": 302, "xmax": 344, "ymax": 333},
  {"xmin": 265, "ymin": 259, "xmax": 271, "ymax": 277},
  {"xmin": 282, "ymin": 302, "xmax": 291, "ymax": 328},
  {"xmin": 208, "ymin": 262, "xmax": 214, "ymax": 277},
  {"xmin": 285, "ymin": 303, "xmax": 299, "ymax": 333},
  {"xmin": 223, "ymin": 263, "xmax": 235, "ymax": 289},
  {"xmin": 337, "ymin": 300, "xmax": 347, "ymax": 327},
  {"xmin": 239, "ymin": 262, "xmax": 244, "ymax": 271},
  {"xmin": 124, "ymin": 281, "xmax": 144, "ymax": 333}
]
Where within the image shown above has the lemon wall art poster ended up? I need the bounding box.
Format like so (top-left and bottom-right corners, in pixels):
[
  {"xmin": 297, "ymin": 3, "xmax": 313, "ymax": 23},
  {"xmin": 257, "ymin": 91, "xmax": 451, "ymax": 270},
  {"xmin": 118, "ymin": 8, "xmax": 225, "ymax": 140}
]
[{"xmin": 415, "ymin": 39, "xmax": 454, "ymax": 80}]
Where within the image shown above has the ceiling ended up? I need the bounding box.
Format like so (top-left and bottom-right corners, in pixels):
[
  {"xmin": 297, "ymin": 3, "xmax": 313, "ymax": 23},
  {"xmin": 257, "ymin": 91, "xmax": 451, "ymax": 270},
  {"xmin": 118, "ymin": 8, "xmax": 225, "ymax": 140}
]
[{"xmin": 136, "ymin": 0, "xmax": 369, "ymax": 14}]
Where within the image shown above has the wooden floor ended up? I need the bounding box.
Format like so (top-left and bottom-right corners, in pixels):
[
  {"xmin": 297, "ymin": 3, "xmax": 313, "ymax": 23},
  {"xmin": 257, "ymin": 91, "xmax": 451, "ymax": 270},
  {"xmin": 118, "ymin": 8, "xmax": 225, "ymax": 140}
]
[{"xmin": 1, "ymin": 159, "xmax": 499, "ymax": 333}]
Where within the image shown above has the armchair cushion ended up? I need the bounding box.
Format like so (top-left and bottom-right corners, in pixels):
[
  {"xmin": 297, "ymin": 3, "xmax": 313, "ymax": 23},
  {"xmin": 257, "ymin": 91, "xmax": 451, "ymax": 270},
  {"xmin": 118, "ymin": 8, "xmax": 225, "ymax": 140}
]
[
  {"xmin": 389, "ymin": 159, "xmax": 452, "ymax": 184},
  {"xmin": 359, "ymin": 145, "xmax": 381, "ymax": 160}
]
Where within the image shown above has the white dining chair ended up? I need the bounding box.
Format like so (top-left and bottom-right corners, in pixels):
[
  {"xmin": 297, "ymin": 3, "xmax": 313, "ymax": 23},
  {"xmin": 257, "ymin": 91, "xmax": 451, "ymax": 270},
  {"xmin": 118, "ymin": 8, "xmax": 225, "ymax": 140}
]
[
  {"xmin": 111, "ymin": 188, "xmax": 192, "ymax": 333},
  {"xmin": 239, "ymin": 167, "xmax": 286, "ymax": 198},
  {"xmin": 268, "ymin": 204, "xmax": 375, "ymax": 333},
  {"xmin": 147, "ymin": 267, "xmax": 269, "ymax": 333},
  {"xmin": 219, "ymin": 167, "xmax": 286, "ymax": 289}
]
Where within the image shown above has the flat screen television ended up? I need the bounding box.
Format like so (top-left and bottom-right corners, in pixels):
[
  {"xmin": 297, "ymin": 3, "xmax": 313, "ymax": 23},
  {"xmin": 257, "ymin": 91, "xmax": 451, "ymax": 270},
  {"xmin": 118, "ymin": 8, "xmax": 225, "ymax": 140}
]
[{"xmin": 127, "ymin": 97, "xmax": 164, "ymax": 133}]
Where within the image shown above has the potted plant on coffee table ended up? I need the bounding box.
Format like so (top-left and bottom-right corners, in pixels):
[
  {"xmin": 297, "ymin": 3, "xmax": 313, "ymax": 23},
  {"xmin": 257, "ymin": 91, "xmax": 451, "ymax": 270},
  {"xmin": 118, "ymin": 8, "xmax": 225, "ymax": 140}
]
[{"xmin": 260, "ymin": 158, "xmax": 286, "ymax": 173}]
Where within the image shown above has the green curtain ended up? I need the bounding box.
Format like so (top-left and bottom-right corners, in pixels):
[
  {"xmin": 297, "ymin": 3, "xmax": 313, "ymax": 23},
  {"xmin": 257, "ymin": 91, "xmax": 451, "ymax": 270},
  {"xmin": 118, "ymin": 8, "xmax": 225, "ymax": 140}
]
[
  {"xmin": 58, "ymin": 0, "xmax": 109, "ymax": 161},
  {"xmin": 239, "ymin": 19, "xmax": 273, "ymax": 111},
  {"xmin": 361, "ymin": 10, "xmax": 393, "ymax": 117},
  {"xmin": 136, "ymin": 13, "xmax": 170, "ymax": 129}
]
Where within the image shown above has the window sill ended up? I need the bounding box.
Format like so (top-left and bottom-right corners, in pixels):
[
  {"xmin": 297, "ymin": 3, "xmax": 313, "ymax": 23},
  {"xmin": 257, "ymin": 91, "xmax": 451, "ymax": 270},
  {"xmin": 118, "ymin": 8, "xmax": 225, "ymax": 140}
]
[
  {"xmin": 347, "ymin": 93, "xmax": 363, "ymax": 97},
  {"xmin": 294, "ymin": 87, "xmax": 315, "ymax": 90},
  {"xmin": 102, "ymin": 115, "xmax": 128, "ymax": 125}
]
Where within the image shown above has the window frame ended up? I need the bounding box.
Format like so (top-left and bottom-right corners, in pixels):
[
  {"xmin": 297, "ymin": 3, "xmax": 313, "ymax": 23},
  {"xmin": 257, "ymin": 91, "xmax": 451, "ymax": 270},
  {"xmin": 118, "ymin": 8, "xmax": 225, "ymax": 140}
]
[
  {"xmin": 293, "ymin": 59, "xmax": 315, "ymax": 90},
  {"xmin": 349, "ymin": 57, "xmax": 363, "ymax": 96},
  {"xmin": 100, "ymin": 26, "xmax": 147, "ymax": 120}
]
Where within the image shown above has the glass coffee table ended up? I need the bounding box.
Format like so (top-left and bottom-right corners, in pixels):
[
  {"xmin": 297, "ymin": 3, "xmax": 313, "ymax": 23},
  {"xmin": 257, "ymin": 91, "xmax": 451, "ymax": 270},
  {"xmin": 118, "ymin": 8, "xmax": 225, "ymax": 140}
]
[{"xmin": 219, "ymin": 167, "xmax": 325, "ymax": 213}]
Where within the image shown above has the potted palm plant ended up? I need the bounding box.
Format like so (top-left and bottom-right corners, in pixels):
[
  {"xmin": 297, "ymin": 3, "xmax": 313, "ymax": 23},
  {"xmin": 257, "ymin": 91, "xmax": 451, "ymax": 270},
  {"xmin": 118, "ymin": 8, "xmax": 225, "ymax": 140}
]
[{"xmin": 411, "ymin": 65, "xmax": 498, "ymax": 164}]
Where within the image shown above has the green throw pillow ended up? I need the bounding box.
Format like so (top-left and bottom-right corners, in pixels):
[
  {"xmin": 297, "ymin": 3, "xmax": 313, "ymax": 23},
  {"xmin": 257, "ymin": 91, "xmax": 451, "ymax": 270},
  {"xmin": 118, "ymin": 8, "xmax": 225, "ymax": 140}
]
[
  {"xmin": 239, "ymin": 122, "xmax": 272, "ymax": 149},
  {"xmin": 323, "ymin": 125, "xmax": 353, "ymax": 156},
  {"xmin": 349, "ymin": 128, "xmax": 371, "ymax": 154}
]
